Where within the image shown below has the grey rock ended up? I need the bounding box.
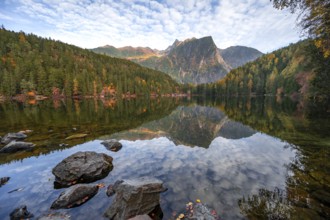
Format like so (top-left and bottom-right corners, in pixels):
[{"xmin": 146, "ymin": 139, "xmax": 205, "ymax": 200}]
[
  {"xmin": 106, "ymin": 180, "xmax": 123, "ymax": 197},
  {"xmin": 51, "ymin": 184, "xmax": 99, "ymax": 209},
  {"xmin": 52, "ymin": 151, "xmax": 113, "ymax": 188},
  {"xmin": 10, "ymin": 205, "xmax": 34, "ymax": 220},
  {"xmin": 101, "ymin": 139, "xmax": 122, "ymax": 152},
  {"xmin": 0, "ymin": 176, "xmax": 10, "ymax": 187},
  {"xmin": 128, "ymin": 215, "xmax": 152, "ymax": 220},
  {"xmin": 37, "ymin": 212, "xmax": 70, "ymax": 220},
  {"xmin": 104, "ymin": 177, "xmax": 166, "ymax": 220},
  {"xmin": 0, "ymin": 141, "xmax": 35, "ymax": 153},
  {"xmin": 1, "ymin": 132, "xmax": 27, "ymax": 145}
]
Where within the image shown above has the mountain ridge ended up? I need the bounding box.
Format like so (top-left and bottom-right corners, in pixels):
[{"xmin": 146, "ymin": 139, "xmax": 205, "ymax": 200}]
[{"xmin": 92, "ymin": 36, "xmax": 263, "ymax": 84}]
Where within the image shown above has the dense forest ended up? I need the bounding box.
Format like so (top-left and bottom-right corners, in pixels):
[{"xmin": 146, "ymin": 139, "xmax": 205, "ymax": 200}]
[
  {"xmin": 195, "ymin": 40, "xmax": 330, "ymax": 101},
  {"xmin": 0, "ymin": 28, "xmax": 180, "ymax": 98}
]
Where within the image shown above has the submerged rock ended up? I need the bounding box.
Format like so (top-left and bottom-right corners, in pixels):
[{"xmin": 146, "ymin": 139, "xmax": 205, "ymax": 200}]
[
  {"xmin": 52, "ymin": 151, "xmax": 113, "ymax": 188},
  {"xmin": 104, "ymin": 177, "xmax": 166, "ymax": 220},
  {"xmin": 1, "ymin": 132, "xmax": 27, "ymax": 145},
  {"xmin": 106, "ymin": 180, "xmax": 123, "ymax": 197},
  {"xmin": 0, "ymin": 141, "xmax": 35, "ymax": 153},
  {"xmin": 51, "ymin": 184, "xmax": 99, "ymax": 209},
  {"xmin": 181, "ymin": 201, "xmax": 219, "ymax": 220},
  {"xmin": 10, "ymin": 205, "xmax": 34, "ymax": 220},
  {"xmin": 18, "ymin": 130, "xmax": 33, "ymax": 134},
  {"xmin": 65, "ymin": 134, "xmax": 87, "ymax": 140},
  {"xmin": 37, "ymin": 212, "xmax": 71, "ymax": 220},
  {"xmin": 0, "ymin": 177, "xmax": 10, "ymax": 187},
  {"xmin": 128, "ymin": 215, "xmax": 152, "ymax": 220},
  {"xmin": 101, "ymin": 139, "xmax": 123, "ymax": 152}
]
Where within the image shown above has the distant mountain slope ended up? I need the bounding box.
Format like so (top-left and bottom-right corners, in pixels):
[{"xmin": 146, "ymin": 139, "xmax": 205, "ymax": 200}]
[
  {"xmin": 220, "ymin": 46, "xmax": 263, "ymax": 69},
  {"xmin": 92, "ymin": 45, "xmax": 159, "ymax": 59},
  {"xmin": 0, "ymin": 28, "xmax": 179, "ymax": 97},
  {"xmin": 92, "ymin": 36, "xmax": 263, "ymax": 84}
]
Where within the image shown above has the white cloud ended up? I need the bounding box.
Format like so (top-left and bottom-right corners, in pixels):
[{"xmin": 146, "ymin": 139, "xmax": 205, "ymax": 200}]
[
  {"xmin": 0, "ymin": 0, "xmax": 301, "ymax": 52},
  {"xmin": 0, "ymin": 11, "xmax": 13, "ymax": 20}
]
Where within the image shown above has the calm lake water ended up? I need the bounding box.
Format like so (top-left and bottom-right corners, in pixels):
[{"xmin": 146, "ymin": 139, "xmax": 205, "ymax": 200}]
[{"xmin": 0, "ymin": 97, "xmax": 329, "ymax": 219}]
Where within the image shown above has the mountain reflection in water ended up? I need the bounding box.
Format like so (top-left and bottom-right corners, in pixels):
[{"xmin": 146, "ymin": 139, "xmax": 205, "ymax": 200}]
[
  {"xmin": 108, "ymin": 105, "xmax": 256, "ymax": 148},
  {"xmin": 0, "ymin": 97, "xmax": 328, "ymax": 219}
]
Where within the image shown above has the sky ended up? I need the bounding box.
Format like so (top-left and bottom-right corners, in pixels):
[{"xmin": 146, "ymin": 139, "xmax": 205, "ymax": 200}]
[{"xmin": 0, "ymin": 0, "xmax": 302, "ymax": 53}]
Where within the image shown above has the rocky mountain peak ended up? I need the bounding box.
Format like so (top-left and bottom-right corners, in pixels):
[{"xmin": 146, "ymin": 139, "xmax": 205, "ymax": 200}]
[
  {"xmin": 101, "ymin": 45, "xmax": 115, "ymax": 48},
  {"xmin": 92, "ymin": 36, "xmax": 263, "ymax": 84}
]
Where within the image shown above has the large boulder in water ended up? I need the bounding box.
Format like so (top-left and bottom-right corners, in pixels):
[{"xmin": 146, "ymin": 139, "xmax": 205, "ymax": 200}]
[
  {"xmin": 9, "ymin": 205, "xmax": 34, "ymax": 220},
  {"xmin": 51, "ymin": 184, "xmax": 99, "ymax": 209},
  {"xmin": 104, "ymin": 177, "xmax": 166, "ymax": 220},
  {"xmin": 1, "ymin": 132, "xmax": 27, "ymax": 145},
  {"xmin": 0, "ymin": 141, "xmax": 35, "ymax": 153},
  {"xmin": 52, "ymin": 151, "xmax": 113, "ymax": 188}
]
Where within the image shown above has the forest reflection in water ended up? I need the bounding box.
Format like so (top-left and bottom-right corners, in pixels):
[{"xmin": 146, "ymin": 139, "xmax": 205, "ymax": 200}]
[{"xmin": 0, "ymin": 96, "xmax": 328, "ymax": 219}]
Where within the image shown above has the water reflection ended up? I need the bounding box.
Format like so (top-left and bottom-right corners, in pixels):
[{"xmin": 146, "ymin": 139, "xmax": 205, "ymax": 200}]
[
  {"xmin": 0, "ymin": 98, "xmax": 178, "ymax": 165},
  {"xmin": 0, "ymin": 97, "xmax": 329, "ymax": 219},
  {"xmin": 0, "ymin": 134, "xmax": 294, "ymax": 219},
  {"xmin": 214, "ymin": 96, "xmax": 330, "ymax": 219},
  {"xmin": 109, "ymin": 105, "xmax": 256, "ymax": 148}
]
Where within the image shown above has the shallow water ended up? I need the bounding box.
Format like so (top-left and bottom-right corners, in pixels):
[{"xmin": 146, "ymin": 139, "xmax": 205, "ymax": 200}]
[{"xmin": 0, "ymin": 97, "xmax": 329, "ymax": 219}]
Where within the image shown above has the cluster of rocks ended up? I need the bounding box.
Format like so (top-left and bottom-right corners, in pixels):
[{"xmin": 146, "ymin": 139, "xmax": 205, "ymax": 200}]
[
  {"xmin": 0, "ymin": 132, "xmax": 35, "ymax": 153},
  {"xmin": 6, "ymin": 137, "xmax": 219, "ymax": 220},
  {"xmin": 9, "ymin": 139, "xmax": 169, "ymax": 220}
]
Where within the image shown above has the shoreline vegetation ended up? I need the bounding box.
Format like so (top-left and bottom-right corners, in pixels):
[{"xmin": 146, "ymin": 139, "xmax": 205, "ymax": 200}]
[
  {"xmin": 1, "ymin": 92, "xmax": 191, "ymax": 102},
  {"xmin": 1, "ymin": 27, "xmax": 329, "ymax": 105}
]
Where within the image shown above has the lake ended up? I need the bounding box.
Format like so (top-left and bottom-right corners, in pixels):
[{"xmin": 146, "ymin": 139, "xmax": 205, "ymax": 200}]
[{"xmin": 0, "ymin": 97, "xmax": 329, "ymax": 219}]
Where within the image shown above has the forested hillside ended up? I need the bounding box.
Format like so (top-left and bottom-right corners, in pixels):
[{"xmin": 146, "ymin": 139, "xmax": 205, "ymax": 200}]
[
  {"xmin": 196, "ymin": 40, "xmax": 330, "ymax": 100},
  {"xmin": 0, "ymin": 28, "xmax": 179, "ymax": 98}
]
